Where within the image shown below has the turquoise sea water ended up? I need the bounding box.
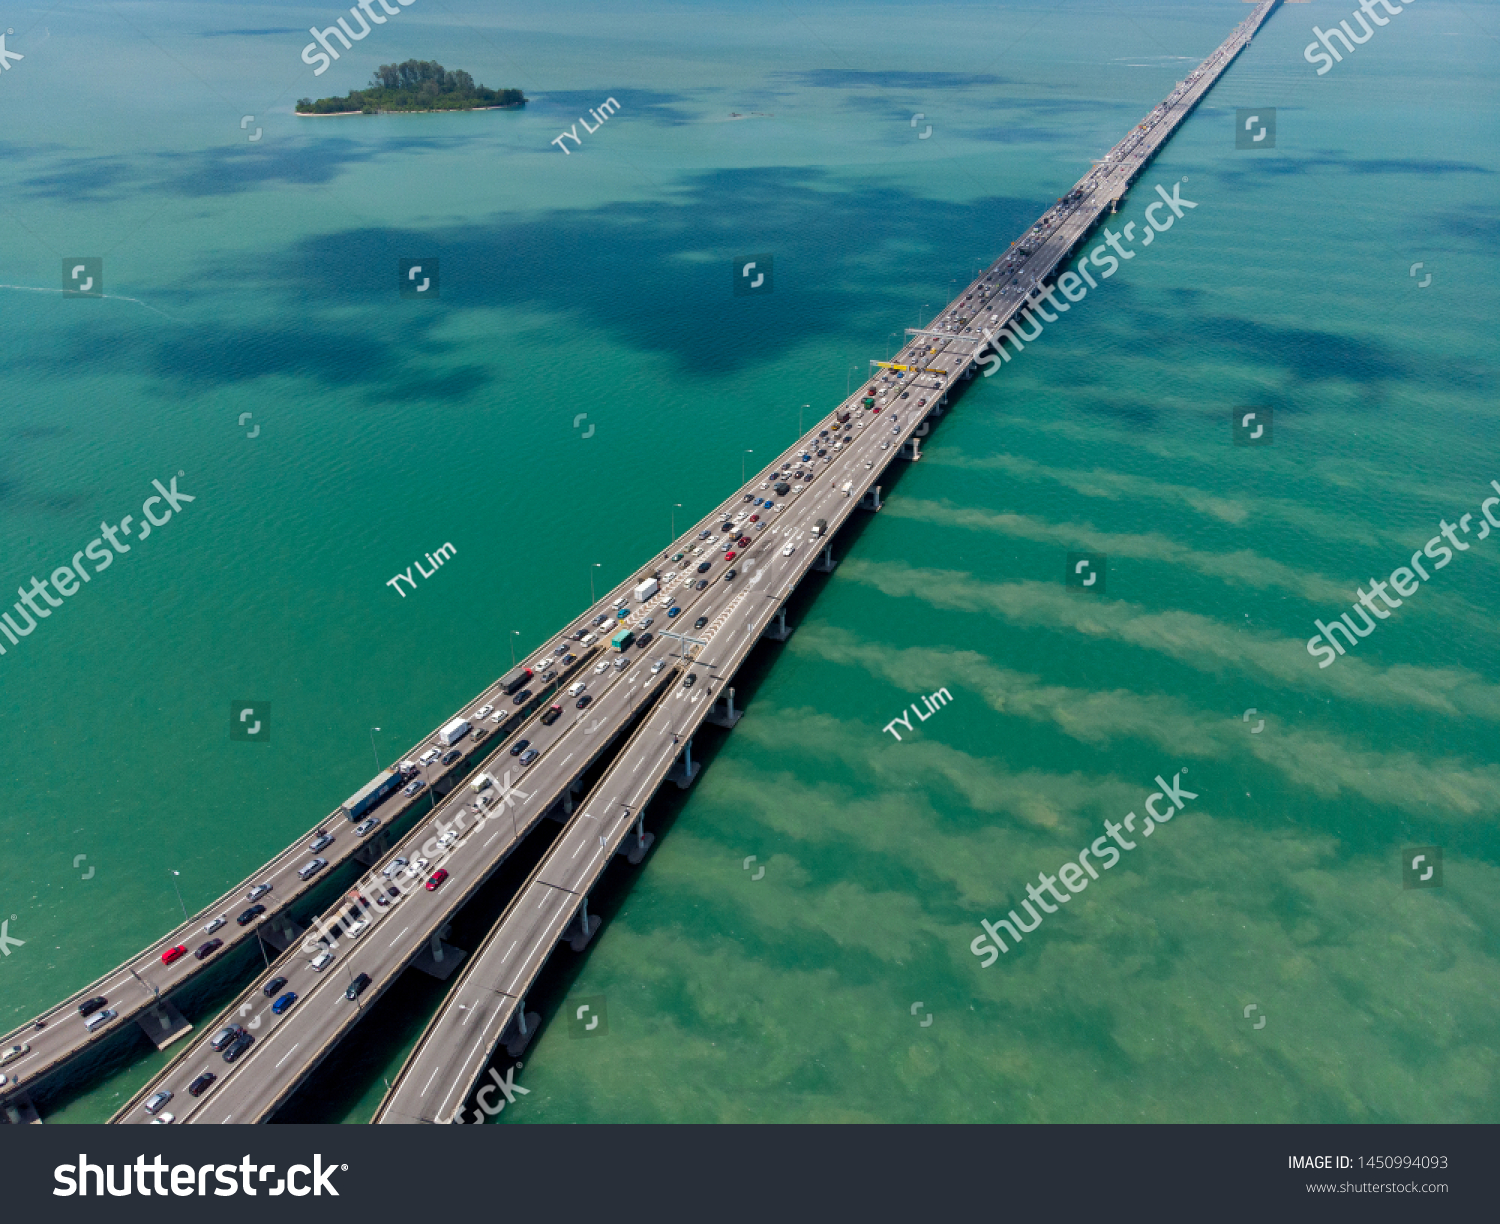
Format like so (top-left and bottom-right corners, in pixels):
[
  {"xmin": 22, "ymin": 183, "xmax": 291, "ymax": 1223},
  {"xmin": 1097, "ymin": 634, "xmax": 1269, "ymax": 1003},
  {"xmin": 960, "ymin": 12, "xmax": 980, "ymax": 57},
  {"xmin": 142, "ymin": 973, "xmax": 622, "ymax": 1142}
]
[{"xmin": 1, "ymin": 0, "xmax": 1497, "ymax": 1123}]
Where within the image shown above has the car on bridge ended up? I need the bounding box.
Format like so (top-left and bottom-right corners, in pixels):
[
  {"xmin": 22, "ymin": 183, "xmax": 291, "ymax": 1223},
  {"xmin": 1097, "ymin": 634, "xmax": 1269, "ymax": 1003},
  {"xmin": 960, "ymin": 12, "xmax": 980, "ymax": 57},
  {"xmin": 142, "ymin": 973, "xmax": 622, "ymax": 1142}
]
[
  {"xmin": 519, "ymin": 747, "xmax": 540, "ymax": 765},
  {"xmin": 194, "ymin": 939, "xmax": 223, "ymax": 960},
  {"xmin": 79, "ymin": 996, "xmax": 109, "ymax": 1016},
  {"xmin": 512, "ymin": 689, "xmax": 533, "ymax": 705},
  {"xmin": 161, "ymin": 946, "xmax": 187, "ymax": 965},
  {"xmin": 636, "ymin": 632, "xmax": 653, "ymax": 648},
  {"xmin": 541, "ymin": 705, "xmax": 563, "ymax": 725},
  {"xmin": 382, "ymin": 857, "xmax": 410, "ymax": 880},
  {"xmin": 667, "ymin": 606, "xmax": 681, "ymax": 618},
  {"xmin": 222, "ymin": 1033, "xmax": 254, "ymax": 1063},
  {"xmin": 576, "ymin": 694, "xmax": 593, "ymax": 710},
  {"xmin": 694, "ymin": 616, "xmax": 709, "ymax": 629},
  {"xmin": 510, "ymin": 738, "xmax": 532, "ymax": 756},
  {"xmin": 308, "ymin": 831, "xmax": 334, "ymax": 853},
  {"xmin": 724, "ymin": 569, "xmax": 737, "ymax": 581},
  {"xmin": 403, "ymin": 779, "xmax": 426, "ymax": 797},
  {"xmin": 477, "ymin": 704, "xmax": 494, "ymax": 718},
  {"xmin": 188, "ymin": 1072, "xmax": 217, "ymax": 1097},
  {"xmin": 144, "ymin": 1091, "xmax": 173, "ymax": 1116},
  {"xmin": 203, "ymin": 915, "xmax": 227, "ymax": 935},
  {"xmin": 425, "ymin": 870, "xmax": 450, "ymax": 893},
  {"xmin": 345, "ymin": 974, "xmax": 372, "ymax": 1001},
  {"xmin": 697, "ymin": 562, "xmax": 711, "ymax": 573},
  {"xmin": 262, "ymin": 976, "xmax": 287, "ymax": 997},
  {"xmin": 247, "ymin": 883, "xmax": 272, "ymax": 901},
  {"xmin": 237, "ymin": 905, "xmax": 266, "ymax": 926},
  {"xmin": 683, "ymin": 675, "xmax": 697, "ymax": 689},
  {"xmin": 356, "ymin": 816, "xmax": 382, "ymax": 836},
  {"xmin": 309, "ymin": 950, "xmax": 334, "ymax": 972},
  {"xmin": 210, "ymin": 1025, "xmax": 245, "ymax": 1051},
  {"xmin": 297, "ymin": 858, "xmax": 328, "ymax": 882},
  {"xmin": 783, "ymin": 543, "xmax": 796, "ymax": 557}
]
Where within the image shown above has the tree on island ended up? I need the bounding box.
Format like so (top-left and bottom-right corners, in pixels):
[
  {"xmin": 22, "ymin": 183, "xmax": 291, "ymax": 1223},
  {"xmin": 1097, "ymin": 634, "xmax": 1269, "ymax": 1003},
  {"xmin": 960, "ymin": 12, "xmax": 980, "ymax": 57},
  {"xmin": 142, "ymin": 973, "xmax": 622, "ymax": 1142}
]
[{"xmin": 297, "ymin": 60, "xmax": 525, "ymax": 114}]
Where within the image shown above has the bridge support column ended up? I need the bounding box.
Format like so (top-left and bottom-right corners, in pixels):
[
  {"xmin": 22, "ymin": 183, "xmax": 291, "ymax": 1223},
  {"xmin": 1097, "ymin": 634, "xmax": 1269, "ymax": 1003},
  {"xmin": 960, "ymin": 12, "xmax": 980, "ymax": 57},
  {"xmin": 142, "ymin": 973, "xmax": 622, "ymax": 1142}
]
[
  {"xmin": 707, "ymin": 686, "xmax": 742, "ymax": 728},
  {"xmin": 1, "ymin": 1093, "xmax": 41, "ymax": 1125},
  {"xmin": 914, "ymin": 419, "xmax": 930, "ymax": 437},
  {"xmin": 899, "ymin": 437, "xmax": 922, "ymax": 461},
  {"xmin": 501, "ymin": 996, "xmax": 541, "ymax": 1058},
  {"xmin": 565, "ymin": 896, "xmax": 601, "ymax": 952},
  {"xmin": 859, "ymin": 485, "xmax": 883, "ymax": 512},
  {"xmin": 136, "ymin": 998, "xmax": 193, "ymax": 1051},
  {"xmin": 414, "ymin": 924, "xmax": 469, "ymax": 980},
  {"xmin": 667, "ymin": 738, "xmax": 701, "ymax": 788},
  {"xmin": 812, "ymin": 543, "xmax": 837, "ymax": 574},
  {"xmin": 614, "ymin": 813, "xmax": 655, "ymax": 864},
  {"xmin": 260, "ymin": 914, "xmax": 305, "ymax": 954},
  {"xmin": 354, "ymin": 829, "xmax": 390, "ymax": 866},
  {"xmin": 762, "ymin": 605, "xmax": 793, "ymax": 642},
  {"xmin": 547, "ymin": 778, "xmax": 582, "ymax": 824}
]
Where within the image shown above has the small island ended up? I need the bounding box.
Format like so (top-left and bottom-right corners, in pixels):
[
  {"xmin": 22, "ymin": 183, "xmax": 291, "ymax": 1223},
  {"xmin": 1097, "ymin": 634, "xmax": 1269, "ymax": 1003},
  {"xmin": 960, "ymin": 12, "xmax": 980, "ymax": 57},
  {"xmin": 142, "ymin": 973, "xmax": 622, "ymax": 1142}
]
[{"xmin": 297, "ymin": 60, "xmax": 525, "ymax": 115}]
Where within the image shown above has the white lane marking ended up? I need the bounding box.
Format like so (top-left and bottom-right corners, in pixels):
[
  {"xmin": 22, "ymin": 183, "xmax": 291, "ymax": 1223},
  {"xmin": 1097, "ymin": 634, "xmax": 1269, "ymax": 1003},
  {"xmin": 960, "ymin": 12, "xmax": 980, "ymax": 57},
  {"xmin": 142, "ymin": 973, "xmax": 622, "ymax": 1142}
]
[
  {"xmin": 485, "ymin": 831, "xmax": 500, "ymax": 846},
  {"xmin": 504, "ymin": 940, "xmax": 517, "ymax": 960},
  {"xmin": 422, "ymin": 1065, "xmax": 442, "ymax": 1098},
  {"xmin": 274, "ymin": 1042, "xmax": 301, "ymax": 1070},
  {"xmin": 389, "ymin": 925, "xmax": 411, "ymax": 947}
]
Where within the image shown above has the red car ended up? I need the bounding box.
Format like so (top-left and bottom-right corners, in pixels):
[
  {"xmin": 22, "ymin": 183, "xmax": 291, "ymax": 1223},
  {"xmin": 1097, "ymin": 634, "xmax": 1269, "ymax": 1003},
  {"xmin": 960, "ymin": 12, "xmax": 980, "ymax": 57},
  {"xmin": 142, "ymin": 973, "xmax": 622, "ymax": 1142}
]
[
  {"xmin": 425, "ymin": 869, "xmax": 450, "ymax": 892},
  {"xmin": 725, "ymin": 551, "xmax": 737, "ymax": 562},
  {"xmin": 749, "ymin": 514, "xmax": 759, "ymax": 522},
  {"xmin": 161, "ymin": 945, "xmax": 187, "ymax": 965}
]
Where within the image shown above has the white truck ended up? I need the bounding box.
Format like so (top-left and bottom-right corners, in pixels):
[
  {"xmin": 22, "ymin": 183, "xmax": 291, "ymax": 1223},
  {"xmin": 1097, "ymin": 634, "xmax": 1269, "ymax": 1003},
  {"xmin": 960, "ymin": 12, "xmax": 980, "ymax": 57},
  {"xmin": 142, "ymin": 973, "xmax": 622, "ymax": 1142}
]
[
  {"xmin": 633, "ymin": 576, "xmax": 659, "ymax": 602},
  {"xmin": 438, "ymin": 717, "xmax": 471, "ymax": 747}
]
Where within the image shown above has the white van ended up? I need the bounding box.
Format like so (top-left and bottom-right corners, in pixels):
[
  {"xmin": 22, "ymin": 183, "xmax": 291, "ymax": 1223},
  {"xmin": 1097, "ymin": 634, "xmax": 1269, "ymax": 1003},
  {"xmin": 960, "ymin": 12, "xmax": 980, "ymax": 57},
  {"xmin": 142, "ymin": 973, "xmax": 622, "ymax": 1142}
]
[
  {"xmin": 568, "ymin": 681, "xmax": 587, "ymax": 698},
  {"xmin": 84, "ymin": 1008, "xmax": 117, "ymax": 1033}
]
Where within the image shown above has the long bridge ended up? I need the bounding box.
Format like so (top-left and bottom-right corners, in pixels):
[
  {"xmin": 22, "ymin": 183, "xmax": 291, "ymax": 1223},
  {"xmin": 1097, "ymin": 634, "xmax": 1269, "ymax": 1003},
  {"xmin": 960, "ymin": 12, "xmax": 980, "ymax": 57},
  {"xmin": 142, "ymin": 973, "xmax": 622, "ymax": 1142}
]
[{"xmin": 2, "ymin": 0, "xmax": 1279, "ymax": 1126}]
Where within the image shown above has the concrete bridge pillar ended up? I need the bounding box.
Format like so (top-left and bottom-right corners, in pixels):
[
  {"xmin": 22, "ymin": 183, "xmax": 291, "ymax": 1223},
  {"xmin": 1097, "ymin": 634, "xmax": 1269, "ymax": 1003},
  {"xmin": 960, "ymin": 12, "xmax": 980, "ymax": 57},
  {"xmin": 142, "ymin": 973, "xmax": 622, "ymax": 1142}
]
[
  {"xmin": 614, "ymin": 813, "xmax": 656, "ymax": 864},
  {"xmin": 1, "ymin": 1093, "xmax": 41, "ymax": 1125},
  {"xmin": 501, "ymin": 996, "xmax": 541, "ymax": 1058},
  {"xmin": 812, "ymin": 542, "xmax": 837, "ymax": 573},
  {"xmin": 667, "ymin": 737, "xmax": 701, "ymax": 788},
  {"xmin": 414, "ymin": 924, "xmax": 469, "ymax": 980},
  {"xmin": 707, "ymin": 686, "xmax": 743, "ymax": 728},
  {"xmin": 547, "ymin": 778, "xmax": 582, "ymax": 824},
  {"xmin": 136, "ymin": 999, "xmax": 193, "ymax": 1051},
  {"xmin": 260, "ymin": 914, "xmax": 306, "ymax": 953},
  {"xmin": 858, "ymin": 485, "xmax": 883, "ymax": 512},
  {"xmin": 354, "ymin": 829, "xmax": 390, "ymax": 866},
  {"xmin": 565, "ymin": 896, "xmax": 601, "ymax": 952},
  {"xmin": 899, "ymin": 437, "xmax": 922, "ymax": 461},
  {"xmin": 762, "ymin": 605, "xmax": 793, "ymax": 642}
]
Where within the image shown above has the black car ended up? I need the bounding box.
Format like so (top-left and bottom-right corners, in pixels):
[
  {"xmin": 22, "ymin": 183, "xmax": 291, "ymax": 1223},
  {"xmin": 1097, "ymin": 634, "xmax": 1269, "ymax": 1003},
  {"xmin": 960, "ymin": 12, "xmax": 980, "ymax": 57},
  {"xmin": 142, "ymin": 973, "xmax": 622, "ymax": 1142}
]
[
  {"xmin": 440, "ymin": 748, "xmax": 461, "ymax": 766},
  {"xmin": 720, "ymin": 522, "xmax": 734, "ymax": 532},
  {"xmin": 553, "ymin": 643, "xmax": 568, "ymax": 655},
  {"xmin": 195, "ymin": 938, "xmax": 224, "ymax": 961},
  {"xmin": 188, "ymin": 1072, "xmax": 217, "ymax": 1097},
  {"xmin": 562, "ymin": 653, "xmax": 578, "ymax": 665},
  {"xmin": 345, "ymin": 973, "xmax": 372, "ymax": 1002},
  {"xmin": 743, "ymin": 493, "xmax": 754, "ymax": 501},
  {"xmin": 576, "ymin": 694, "xmax": 593, "ymax": 709},
  {"xmin": 694, "ymin": 616, "xmax": 709, "ymax": 629},
  {"xmin": 635, "ymin": 632, "xmax": 654, "ymax": 648},
  {"xmin": 236, "ymin": 905, "xmax": 265, "ymax": 927},
  {"xmin": 78, "ymin": 996, "xmax": 108, "ymax": 1017},
  {"xmin": 697, "ymin": 562, "xmax": 711, "ymax": 574},
  {"xmin": 509, "ymin": 738, "xmax": 531, "ymax": 757},
  {"xmin": 774, "ymin": 483, "xmax": 791, "ymax": 496},
  {"xmin": 571, "ymin": 629, "xmax": 587, "ymax": 641},
  {"xmin": 695, "ymin": 579, "xmax": 708, "ymax": 590},
  {"xmin": 512, "ymin": 689, "xmax": 533, "ymax": 705},
  {"xmin": 817, "ymin": 449, "xmax": 827, "ymax": 457},
  {"xmin": 683, "ymin": 674, "xmax": 697, "ymax": 689},
  {"xmin": 540, "ymin": 705, "xmax": 563, "ymax": 726},
  {"xmin": 900, "ymin": 391, "xmax": 910, "ymax": 399},
  {"xmin": 724, "ymin": 569, "xmax": 737, "ymax": 581},
  {"xmin": 222, "ymin": 1033, "xmax": 254, "ymax": 1063},
  {"xmin": 592, "ymin": 615, "xmax": 609, "ymax": 627},
  {"xmin": 262, "ymin": 976, "xmax": 287, "ymax": 998}
]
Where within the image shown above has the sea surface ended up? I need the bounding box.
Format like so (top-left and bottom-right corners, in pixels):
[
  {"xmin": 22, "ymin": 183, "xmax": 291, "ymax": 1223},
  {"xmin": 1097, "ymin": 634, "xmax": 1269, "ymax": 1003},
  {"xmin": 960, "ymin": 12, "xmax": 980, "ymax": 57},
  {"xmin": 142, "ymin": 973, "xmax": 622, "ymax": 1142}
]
[{"xmin": 1, "ymin": 0, "xmax": 1497, "ymax": 1123}]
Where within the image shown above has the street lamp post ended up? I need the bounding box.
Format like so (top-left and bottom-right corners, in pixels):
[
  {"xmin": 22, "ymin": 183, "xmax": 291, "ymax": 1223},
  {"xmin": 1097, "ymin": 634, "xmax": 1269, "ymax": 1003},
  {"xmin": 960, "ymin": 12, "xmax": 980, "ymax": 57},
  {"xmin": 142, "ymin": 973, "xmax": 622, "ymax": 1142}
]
[
  {"xmin": 169, "ymin": 871, "xmax": 188, "ymax": 924},
  {"xmin": 670, "ymin": 503, "xmax": 682, "ymax": 544},
  {"xmin": 847, "ymin": 365, "xmax": 859, "ymax": 396},
  {"xmin": 800, "ymin": 403, "xmax": 810, "ymax": 437},
  {"xmin": 589, "ymin": 563, "xmax": 600, "ymax": 603},
  {"xmin": 742, "ymin": 449, "xmax": 753, "ymax": 484},
  {"xmin": 369, "ymin": 727, "xmax": 382, "ymax": 771},
  {"xmin": 510, "ymin": 630, "xmax": 520, "ymax": 667}
]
